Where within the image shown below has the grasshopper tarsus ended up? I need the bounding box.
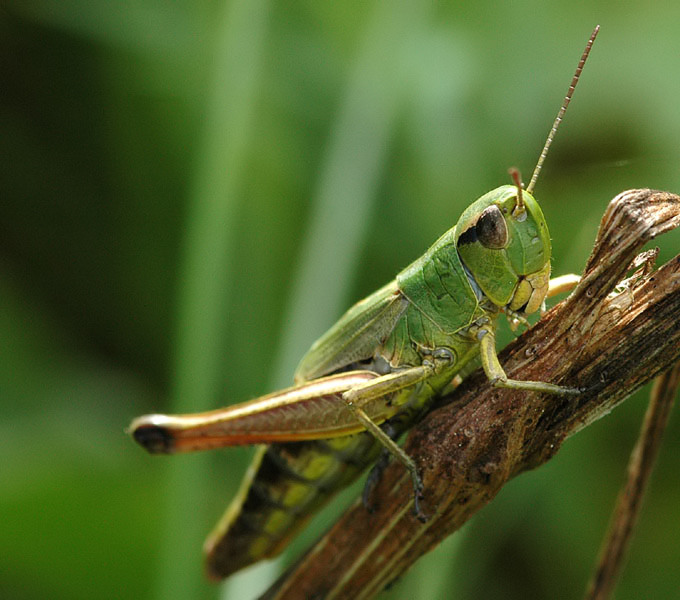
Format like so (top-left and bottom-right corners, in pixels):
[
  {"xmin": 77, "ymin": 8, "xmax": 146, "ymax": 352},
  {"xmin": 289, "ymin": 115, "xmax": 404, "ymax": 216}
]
[
  {"xmin": 413, "ymin": 485, "xmax": 428, "ymax": 523},
  {"xmin": 407, "ymin": 463, "xmax": 428, "ymax": 521}
]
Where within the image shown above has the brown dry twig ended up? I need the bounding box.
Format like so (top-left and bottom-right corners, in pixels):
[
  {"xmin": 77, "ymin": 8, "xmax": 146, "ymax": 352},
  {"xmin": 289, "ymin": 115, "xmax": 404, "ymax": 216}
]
[{"xmin": 262, "ymin": 189, "xmax": 680, "ymax": 600}]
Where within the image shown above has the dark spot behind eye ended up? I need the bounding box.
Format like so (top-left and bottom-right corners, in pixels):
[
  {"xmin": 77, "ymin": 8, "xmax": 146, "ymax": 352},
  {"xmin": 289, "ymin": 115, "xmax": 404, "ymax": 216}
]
[{"xmin": 457, "ymin": 226, "xmax": 477, "ymax": 246}]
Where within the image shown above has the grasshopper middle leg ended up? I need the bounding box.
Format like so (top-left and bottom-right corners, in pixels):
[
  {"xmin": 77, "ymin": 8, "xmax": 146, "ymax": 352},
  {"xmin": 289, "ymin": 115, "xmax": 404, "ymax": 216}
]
[{"xmin": 342, "ymin": 364, "xmax": 438, "ymax": 520}]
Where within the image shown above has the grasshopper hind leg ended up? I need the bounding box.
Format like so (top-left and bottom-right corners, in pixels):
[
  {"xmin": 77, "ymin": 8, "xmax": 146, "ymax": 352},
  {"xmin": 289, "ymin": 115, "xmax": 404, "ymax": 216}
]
[{"xmin": 204, "ymin": 435, "xmax": 383, "ymax": 579}]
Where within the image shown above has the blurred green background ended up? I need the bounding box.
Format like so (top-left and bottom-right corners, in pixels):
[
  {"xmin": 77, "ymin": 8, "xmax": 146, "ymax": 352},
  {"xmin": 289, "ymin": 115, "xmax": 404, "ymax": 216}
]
[{"xmin": 2, "ymin": 1, "xmax": 679, "ymax": 599}]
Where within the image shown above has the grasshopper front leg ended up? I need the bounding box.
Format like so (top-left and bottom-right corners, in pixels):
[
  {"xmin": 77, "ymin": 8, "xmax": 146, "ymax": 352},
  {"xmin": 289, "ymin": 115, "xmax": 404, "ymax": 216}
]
[
  {"xmin": 478, "ymin": 326, "xmax": 580, "ymax": 395},
  {"xmin": 547, "ymin": 273, "xmax": 581, "ymax": 298}
]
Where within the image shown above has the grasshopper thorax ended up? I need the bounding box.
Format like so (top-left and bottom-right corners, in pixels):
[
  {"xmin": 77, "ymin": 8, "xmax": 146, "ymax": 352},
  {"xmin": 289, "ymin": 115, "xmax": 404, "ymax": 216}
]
[{"xmin": 455, "ymin": 185, "xmax": 551, "ymax": 314}]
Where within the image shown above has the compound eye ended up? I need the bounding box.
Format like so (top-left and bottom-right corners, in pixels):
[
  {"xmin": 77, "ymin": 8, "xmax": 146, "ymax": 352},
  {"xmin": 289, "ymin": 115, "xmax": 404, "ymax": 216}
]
[{"xmin": 476, "ymin": 205, "xmax": 508, "ymax": 249}]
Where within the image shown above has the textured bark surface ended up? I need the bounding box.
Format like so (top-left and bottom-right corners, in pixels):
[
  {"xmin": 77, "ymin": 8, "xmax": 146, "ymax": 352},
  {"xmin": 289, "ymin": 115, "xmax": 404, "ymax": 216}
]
[{"xmin": 262, "ymin": 189, "xmax": 680, "ymax": 600}]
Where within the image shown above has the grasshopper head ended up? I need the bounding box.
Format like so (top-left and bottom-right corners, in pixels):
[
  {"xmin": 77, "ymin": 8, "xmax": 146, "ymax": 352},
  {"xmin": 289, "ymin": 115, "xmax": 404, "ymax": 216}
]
[{"xmin": 455, "ymin": 185, "xmax": 551, "ymax": 314}]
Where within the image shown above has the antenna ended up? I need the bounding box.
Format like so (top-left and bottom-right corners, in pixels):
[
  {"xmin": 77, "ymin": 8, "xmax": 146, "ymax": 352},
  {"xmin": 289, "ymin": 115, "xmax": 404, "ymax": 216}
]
[
  {"xmin": 508, "ymin": 167, "xmax": 524, "ymax": 213},
  {"xmin": 526, "ymin": 25, "xmax": 600, "ymax": 195}
]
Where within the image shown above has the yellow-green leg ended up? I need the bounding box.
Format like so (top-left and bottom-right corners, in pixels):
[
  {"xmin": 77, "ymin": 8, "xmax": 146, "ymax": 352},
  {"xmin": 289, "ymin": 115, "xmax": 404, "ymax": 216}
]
[
  {"xmin": 547, "ymin": 273, "xmax": 580, "ymax": 298},
  {"xmin": 342, "ymin": 364, "xmax": 437, "ymax": 520},
  {"xmin": 478, "ymin": 327, "xmax": 580, "ymax": 395}
]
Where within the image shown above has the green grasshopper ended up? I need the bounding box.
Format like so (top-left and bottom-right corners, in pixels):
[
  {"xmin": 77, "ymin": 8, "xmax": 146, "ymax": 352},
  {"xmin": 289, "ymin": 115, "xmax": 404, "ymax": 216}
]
[{"xmin": 130, "ymin": 26, "xmax": 599, "ymax": 580}]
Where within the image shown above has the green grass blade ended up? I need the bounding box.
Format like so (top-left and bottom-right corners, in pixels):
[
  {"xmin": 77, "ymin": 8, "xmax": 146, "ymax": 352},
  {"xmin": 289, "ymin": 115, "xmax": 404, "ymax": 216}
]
[{"xmin": 153, "ymin": 2, "xmax": 271, "ymax": 600}]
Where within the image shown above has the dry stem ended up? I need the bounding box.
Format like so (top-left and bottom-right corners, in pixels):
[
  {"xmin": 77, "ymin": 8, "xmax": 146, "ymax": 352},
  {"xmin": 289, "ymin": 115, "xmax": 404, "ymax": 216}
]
[{"xmin": 584, "ymin": 361, "xmax": 680, "ymax": 600}]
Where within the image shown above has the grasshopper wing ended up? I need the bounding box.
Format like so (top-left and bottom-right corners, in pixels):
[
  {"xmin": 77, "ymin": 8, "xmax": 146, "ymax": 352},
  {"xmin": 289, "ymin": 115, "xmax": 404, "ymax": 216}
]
[
  {"xmin": 130, "ymin": 371, "xmax": 397, "ymax": 454},
  {"xmin": 294, "ymin": 280, "xmax": 409, "ymax": 383}
]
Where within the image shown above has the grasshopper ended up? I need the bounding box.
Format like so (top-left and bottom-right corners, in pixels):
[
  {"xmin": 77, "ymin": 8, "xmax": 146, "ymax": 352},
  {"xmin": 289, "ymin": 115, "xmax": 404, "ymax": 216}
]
[{"xmin": 130, "ymin": 26, "xmax": 599, "ymax": 580}]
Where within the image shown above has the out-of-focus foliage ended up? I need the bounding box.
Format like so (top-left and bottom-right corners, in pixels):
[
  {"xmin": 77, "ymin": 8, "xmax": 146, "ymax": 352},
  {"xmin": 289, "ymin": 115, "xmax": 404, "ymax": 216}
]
[{"xmin": 2, "ymin": 2, "xmax": 679, "ymax": 599}]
